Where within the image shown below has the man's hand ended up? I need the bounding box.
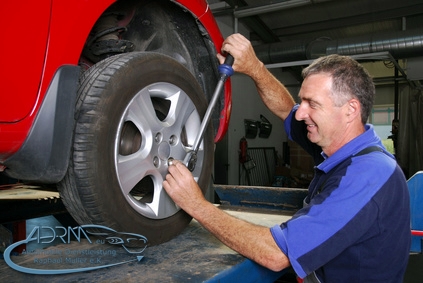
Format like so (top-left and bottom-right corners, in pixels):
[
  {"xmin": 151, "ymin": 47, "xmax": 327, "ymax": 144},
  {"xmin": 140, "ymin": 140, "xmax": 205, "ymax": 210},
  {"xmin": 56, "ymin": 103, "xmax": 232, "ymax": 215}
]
[
  {"xmin": 217, "ymin": 33, "xmax": 295, "ymax": 121},
  {"xmin": 217, "ymin": 33, "xmax": 263, "ymax": 78},
  {"xmin": 163, "ymin": 159, "xmax": 206, "ymax": 215}
]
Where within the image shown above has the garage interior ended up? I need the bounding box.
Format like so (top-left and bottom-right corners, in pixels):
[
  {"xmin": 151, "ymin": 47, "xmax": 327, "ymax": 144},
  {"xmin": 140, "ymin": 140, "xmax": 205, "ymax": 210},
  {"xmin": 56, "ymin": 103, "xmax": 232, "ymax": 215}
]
[
  {"xmin": 1, "ymin": 0, "xmax": 423, "ymax": 282},
  {"xmin": 211, "ymin": 0, "xmax": 423, "ymax": 187},
  {"xmin": 210, "ymin": 1, "xmax": 423, "ymax": 281}
]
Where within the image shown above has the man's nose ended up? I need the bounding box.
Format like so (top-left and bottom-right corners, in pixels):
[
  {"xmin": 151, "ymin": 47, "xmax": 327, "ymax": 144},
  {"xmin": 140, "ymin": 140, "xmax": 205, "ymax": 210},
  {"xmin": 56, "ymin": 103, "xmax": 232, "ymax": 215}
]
[{"xmin": 295, "ymin": 103, "xmax": 308, "ymax": 121}]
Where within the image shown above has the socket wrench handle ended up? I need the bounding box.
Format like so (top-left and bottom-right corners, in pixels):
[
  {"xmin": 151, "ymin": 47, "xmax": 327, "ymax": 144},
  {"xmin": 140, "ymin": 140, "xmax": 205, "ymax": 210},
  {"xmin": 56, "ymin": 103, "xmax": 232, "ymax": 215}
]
[{"xmin": 184, "ymin": 54, "xmax": 234, "ymax": 171}]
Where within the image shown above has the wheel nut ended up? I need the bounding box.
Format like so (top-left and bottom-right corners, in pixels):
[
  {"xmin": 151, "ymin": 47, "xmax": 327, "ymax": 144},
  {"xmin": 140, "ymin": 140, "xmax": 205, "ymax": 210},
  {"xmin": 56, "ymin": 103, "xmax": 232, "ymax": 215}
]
[
  {"xmin": 153, "ymin": 156, "xmax": 160, "ymax": 168},
  {"xmin": 169, "ymin": 135, "xmax": 177, "ymax": 146},
  {"xmin": 155, "ymin": 132, "xmax": 162, "ymax": 143}
]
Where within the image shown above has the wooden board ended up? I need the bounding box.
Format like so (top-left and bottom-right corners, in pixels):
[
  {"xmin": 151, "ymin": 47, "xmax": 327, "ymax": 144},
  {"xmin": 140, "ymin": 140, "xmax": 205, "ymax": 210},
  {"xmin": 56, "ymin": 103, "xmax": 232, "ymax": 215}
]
[{"xmin": 0, "ymin": 185, "xmax": 59, "ymax": 200}]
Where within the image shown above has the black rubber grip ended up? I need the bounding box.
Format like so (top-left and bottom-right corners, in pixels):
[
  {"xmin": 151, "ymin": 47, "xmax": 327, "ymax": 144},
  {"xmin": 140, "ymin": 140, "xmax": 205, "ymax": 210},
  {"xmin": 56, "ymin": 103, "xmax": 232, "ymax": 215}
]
[{"xmin": 224, "ymin": 54, "xmax": 234, "ymax": 66}]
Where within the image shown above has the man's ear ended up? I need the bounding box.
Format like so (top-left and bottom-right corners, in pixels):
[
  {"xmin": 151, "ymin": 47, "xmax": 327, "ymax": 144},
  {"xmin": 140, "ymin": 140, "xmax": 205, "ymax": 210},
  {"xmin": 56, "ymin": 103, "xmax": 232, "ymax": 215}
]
[{"xmin": 346, "ymin": 98, "xmax": 361, "ymax": 122}]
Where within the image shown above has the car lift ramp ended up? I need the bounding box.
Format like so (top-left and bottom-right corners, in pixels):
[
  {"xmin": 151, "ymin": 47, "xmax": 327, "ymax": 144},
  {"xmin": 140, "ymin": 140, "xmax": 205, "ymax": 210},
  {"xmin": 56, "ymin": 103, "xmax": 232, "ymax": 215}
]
[{"xmin": 0, "ymin": 184, "xmax": 67, "ymax": 223}]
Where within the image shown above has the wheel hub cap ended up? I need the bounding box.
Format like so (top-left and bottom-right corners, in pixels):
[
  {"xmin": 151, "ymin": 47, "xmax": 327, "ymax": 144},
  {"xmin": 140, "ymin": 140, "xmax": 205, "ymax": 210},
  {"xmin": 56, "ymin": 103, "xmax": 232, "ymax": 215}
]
[{"xmin": 157, "ymin": 141, "xmax": 170, "ymax": 161}]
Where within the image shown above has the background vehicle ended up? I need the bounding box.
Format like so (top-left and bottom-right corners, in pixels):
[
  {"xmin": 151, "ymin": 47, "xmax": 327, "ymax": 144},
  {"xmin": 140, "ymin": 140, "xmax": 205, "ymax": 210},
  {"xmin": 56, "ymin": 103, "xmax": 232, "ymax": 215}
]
[{"xmin": 0, "ymin": 0, "xmax": 231, "ymax": 245}]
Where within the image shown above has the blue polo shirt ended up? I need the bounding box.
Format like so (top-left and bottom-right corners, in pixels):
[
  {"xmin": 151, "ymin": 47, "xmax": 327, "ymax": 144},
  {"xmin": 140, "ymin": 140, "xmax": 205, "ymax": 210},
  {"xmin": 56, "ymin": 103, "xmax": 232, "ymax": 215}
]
[{"xmin": 270, "ymin": 105, "xmax": 410, "ymax": 282}]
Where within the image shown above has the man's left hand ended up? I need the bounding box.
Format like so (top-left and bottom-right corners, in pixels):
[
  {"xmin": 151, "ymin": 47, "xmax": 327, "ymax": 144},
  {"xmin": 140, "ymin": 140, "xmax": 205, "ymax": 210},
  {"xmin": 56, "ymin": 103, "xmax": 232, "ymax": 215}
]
[{"xmin": 163, "ymin": 159, "xmax": 206, "ymax": 214}]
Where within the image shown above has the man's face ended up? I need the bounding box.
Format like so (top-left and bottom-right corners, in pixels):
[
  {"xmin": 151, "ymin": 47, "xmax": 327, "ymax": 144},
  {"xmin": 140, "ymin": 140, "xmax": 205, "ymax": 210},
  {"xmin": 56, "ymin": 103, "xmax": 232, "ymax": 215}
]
[{"xmin": 295, "ymin": 73, "xmax": 351, "ymax": 154}]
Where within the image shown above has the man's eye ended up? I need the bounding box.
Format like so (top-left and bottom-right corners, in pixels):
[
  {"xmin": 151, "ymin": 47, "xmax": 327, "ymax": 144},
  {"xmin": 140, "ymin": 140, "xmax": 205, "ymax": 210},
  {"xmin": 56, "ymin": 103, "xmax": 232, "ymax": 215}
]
[{"xmin": 309, "ymin": 102, "xmax": 317, "ymax": 108}]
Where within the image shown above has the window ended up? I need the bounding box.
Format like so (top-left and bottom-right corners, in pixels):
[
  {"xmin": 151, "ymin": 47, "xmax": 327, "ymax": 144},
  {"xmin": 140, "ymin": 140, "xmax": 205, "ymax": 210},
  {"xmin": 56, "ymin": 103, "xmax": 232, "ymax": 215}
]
[
  {"xmin": 370, "ymin": 105, "xmax": 395, "ymax": 125},
  {"xmin": 370, "ymin": 105, "xmax": 396, "ymax": 154}
]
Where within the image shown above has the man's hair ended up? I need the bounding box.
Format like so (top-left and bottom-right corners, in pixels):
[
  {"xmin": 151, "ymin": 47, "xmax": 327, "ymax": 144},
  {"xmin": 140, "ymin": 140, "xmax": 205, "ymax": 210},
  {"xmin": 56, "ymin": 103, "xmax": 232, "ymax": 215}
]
[{"xmin": 302, "ymin": 54, "xmax": 375, "ymax": 124}]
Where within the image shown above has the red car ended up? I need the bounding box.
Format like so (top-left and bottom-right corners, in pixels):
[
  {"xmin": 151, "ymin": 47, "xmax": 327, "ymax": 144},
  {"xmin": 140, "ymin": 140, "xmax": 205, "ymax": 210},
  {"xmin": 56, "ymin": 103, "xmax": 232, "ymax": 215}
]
[{"xmin": 0, "ymin": 0, "xmax": 231, "ymax": 245}]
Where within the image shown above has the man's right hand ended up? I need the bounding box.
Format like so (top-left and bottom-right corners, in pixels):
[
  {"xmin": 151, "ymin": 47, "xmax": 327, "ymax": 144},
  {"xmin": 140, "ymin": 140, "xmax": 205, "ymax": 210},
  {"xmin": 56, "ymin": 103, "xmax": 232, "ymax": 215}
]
[
  {"xmin": 217, "ymin": 33, "xmax": 296, "ymax": 121},
  {"xmin": 217, "ymin": 33, "xmax": 264, "ymax": 79}
]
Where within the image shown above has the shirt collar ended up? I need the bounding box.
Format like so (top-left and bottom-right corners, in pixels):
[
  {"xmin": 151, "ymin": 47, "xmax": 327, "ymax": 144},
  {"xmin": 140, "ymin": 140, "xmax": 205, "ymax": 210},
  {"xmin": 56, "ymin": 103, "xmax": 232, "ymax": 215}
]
[{"xmin": 317, "ymin": 124, "xmax": 384, "ymax": 173}]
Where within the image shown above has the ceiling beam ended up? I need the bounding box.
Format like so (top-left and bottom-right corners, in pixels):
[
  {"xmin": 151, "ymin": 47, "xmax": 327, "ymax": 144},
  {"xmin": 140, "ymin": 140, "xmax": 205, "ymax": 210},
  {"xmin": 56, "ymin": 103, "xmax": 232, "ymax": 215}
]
[
  {"xmin": 218, "ymin": 0, "xmax": 280, "ymax": 43},
  {"xmin": 233, "ymin": 0, "xmax": 310, "ymax": 18},
  {"xmin": 250, "ymin": 2, "xmax": 423, "ymax": 41}
]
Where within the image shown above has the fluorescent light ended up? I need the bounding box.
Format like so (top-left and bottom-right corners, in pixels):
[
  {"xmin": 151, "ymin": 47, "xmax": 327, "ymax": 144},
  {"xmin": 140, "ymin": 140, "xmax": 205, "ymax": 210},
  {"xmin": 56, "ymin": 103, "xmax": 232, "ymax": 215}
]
[
  {"xmin": 234, "ymin": 0, "xmax": 310, "ymax": 18},
  {"xmin": 264, "ymin": 52, "xmax": 395, "ymax": 69}
]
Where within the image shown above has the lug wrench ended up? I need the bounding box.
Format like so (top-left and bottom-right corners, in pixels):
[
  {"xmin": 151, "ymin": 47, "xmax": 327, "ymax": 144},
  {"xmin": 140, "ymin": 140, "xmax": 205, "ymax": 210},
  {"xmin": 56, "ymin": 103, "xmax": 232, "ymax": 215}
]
[{"xmin": 168, "ymin": 55, "xmax": 234, "ymax": 171}]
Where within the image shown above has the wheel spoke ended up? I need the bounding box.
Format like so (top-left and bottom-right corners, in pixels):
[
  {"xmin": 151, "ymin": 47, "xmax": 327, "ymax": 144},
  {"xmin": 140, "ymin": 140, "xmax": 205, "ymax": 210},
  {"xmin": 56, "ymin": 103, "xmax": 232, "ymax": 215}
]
[
  {"xmin": 146, "ymin": 184, "xmax": 179, "ymax": 218},
  {"xmin": 163, "ymin": 89, "xmax": 196, "ymax": 131},
  {"xmin": 116, "ymin": 150, "xmax": 180, "ymax": 218},
  {"xmin": 126, "ymin": 89, "xmax": 162, "ymax": 134},
  {"xmin": 116, "ymin": 152, "xmax": 153, "ymax": 195}
]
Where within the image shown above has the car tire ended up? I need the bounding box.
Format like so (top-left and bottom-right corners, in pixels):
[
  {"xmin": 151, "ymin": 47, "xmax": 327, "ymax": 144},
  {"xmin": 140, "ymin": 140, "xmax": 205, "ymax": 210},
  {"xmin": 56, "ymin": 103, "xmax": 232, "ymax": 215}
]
[{"xmin": 58, "ymin": 51, "xmax": 214, "ymax": 245}]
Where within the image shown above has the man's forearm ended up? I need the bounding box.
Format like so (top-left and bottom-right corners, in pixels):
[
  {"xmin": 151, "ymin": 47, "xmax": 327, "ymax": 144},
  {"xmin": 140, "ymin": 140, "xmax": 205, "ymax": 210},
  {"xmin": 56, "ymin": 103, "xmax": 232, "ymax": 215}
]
[
  {"xmin": 251, "ymin": 61, "xmax": 295, "ymax": 121},
  {"xmin": 190, "ymin": 200, "xmax": 290, "ymax": 272}
]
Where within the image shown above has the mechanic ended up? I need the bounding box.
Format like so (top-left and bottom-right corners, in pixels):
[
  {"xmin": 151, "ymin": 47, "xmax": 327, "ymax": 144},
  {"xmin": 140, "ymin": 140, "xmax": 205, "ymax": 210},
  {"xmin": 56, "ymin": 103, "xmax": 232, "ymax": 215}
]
[{"xmin": 163, "ymin": 33, "xmax": 411, "ymax": 282}]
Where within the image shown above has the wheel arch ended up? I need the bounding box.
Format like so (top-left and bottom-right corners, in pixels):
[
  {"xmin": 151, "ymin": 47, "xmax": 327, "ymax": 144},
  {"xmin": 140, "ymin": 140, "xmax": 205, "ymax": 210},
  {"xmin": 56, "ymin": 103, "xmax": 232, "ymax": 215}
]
[{"xmin": 123, "ymin": 0, "xmax": 229, "ymax": 140}]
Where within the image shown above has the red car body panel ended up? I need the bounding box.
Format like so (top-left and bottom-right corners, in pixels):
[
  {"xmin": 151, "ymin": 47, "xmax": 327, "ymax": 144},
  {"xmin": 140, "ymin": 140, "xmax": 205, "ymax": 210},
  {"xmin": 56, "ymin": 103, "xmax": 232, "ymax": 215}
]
[
  {"xmin": 1, "ymin": 2, "xmax": 50, "ymax": 123},
  {"xmin": 0, "ymin": 0, "xmax": 231, "ymax": 163},
  {"xmin": 0, "ymin": 0, "xmax": 115, "ymax": 159}
]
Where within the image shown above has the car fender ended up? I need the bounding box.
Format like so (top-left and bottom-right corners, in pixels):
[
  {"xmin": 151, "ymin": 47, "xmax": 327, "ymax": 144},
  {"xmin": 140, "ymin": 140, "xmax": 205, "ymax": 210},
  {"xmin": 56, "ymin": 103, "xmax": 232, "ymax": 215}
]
[{"xmin": 174, "ymin": 0, "xmax": 232, "ymax": 142}]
